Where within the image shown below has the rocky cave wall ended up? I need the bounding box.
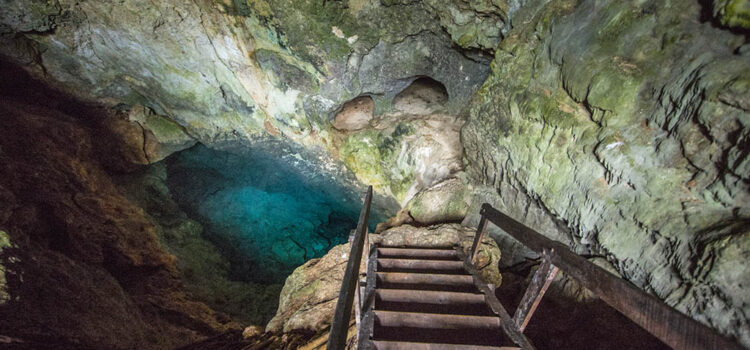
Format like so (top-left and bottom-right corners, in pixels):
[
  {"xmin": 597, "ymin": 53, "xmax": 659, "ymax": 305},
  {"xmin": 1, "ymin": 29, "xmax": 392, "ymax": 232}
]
[
  {"xmin": 461, "ymin": 0, "xmax": 750, "ymax": 346},
  {"xmin": 1, "ymin": 0, "xmax": 749, "ymax": 348},
  {"xmin": 0, "ymin": 65, "xmax": 235, "ymax": 349},
  {"xmin": 0, "ymin": 0, "xmax": 490, "ymax": 202}
]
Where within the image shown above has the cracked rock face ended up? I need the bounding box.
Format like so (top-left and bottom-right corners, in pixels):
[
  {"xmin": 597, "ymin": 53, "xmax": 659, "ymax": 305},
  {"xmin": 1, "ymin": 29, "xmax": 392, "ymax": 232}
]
[{"xmin": 461, "ymin": 0, "xmax": 750, "ymax": 345}]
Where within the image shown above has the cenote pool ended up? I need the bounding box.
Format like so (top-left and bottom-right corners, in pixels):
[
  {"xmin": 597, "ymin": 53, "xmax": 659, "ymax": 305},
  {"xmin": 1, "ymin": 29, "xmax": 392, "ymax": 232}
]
[{"xmin": 165, "ymin": 142, "xmax": 394, "ymax": 284}]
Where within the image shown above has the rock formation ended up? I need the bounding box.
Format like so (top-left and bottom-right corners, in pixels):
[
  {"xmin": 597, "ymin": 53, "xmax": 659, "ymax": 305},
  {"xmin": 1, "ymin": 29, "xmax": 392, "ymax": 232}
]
[
  {"xmin": 461, "ymin": 0, "xmax": 750, "ymax": 344},
  {"xmin": 0, "ymin": 0, "xmax": 748, "ymax": 348},
  {"xmin": 0, "ymin": 66, "xmax": 235, "ymax": 349}
]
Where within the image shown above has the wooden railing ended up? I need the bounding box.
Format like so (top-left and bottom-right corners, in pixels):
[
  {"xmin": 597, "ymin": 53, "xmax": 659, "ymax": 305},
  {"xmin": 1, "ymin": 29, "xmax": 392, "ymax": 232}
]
[
  {"xmin": 470, "ymin": 203, "xmax": 744, "ymax": 350},
  {"xmin": 327, "ymin": 186, "xmax": 373, "ymax": 350}
]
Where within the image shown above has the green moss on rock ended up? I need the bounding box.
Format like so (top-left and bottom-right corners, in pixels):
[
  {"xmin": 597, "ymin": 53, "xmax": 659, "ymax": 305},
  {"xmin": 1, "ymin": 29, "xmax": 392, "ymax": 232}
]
[
  {"xmin": 338, "ymin": 123, "xmax": 419, "ymax": 202},
  {"xmin": 0, "ymin": 230, "xmax": 11, "ymax": 305},
  {"xmin": 713, "ymin": 0, "xmax": 750, "ymax": 29},
  {"xmin": 462, "ymin": 0, "xmax": 750, "ymax": 346}
]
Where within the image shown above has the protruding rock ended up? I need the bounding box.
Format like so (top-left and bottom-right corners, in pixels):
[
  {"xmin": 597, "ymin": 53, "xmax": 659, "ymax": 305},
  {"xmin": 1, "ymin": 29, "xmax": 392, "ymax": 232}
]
[
  {"xmin": 242, "ymin": 325, "xmax": 264, "ymax": 339},
  {"xmin": 403, "ymin": 177, "xmax": 470, "ymax": 225},
  {"xmin": 712, "ymin": 0, "xmax": 750, "ymax": 29},
  {"xmin": 337, "ymin": 114, "xmax": 463, "ymax": 204},
  {"xmin": 126, "ymin": 105, "xmax": 197, "ymax": 162},
  {"xmin": 266, "ymin": 243, "xmax": 352, "ymax": 334}
]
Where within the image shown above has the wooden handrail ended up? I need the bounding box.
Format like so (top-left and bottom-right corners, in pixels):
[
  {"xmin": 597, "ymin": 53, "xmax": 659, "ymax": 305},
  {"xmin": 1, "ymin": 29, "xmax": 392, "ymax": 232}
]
[
  {"xmin": 327, "ymin": 186, "xmax": 373, "ymax": 350},
  {"xmin": 472, "ymin": 203, "xmax": 744, "ymax": 350}
]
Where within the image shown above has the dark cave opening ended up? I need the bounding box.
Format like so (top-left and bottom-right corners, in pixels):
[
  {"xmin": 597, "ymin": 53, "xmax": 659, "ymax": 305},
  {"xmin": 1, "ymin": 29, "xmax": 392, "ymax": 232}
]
[{"xmin": 393, "ymin": 76, "xmax": 450, "ymax": 114}]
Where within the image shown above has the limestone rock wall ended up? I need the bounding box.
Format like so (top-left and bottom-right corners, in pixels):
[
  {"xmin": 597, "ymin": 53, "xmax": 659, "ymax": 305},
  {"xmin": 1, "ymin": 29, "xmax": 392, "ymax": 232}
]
[
  {"xmin": 1, "ymin": 0, "xmax": 748, "ymax": 347},
  {"xmin": 0, "ymin": 66, "xmax": 234, "ymax": 349},
  {"xmin": 461, "ymin": 0, "xmax": 749, "ymax": 345},
  {"xmin": 0, "ymin": 0, "xmax": 488, "ymax": 199},
  {"xmin": 115, "ymin": 163, "xmax": 283, "ymax": 326}
]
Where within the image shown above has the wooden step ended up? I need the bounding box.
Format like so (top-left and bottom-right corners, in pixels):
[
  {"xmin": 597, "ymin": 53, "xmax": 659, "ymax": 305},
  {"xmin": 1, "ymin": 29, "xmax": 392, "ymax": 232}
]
[
  {"xmin": 377, "ymin": 258, "xmax": 466, "ymax": 274},
  {"xmin": 377, "ymin": 247, "xmax": 458, "ymax": 260},
  {"xmin": 372, "ymin": 326, "xmax": 505, "ymax": 347},
  {"xmin": 376, "ymin": 289, "xmax": 485, "ymax": 305},
  {"xmin": 371, "ymin": 340, "xmax": 518, "ymax": 350},
  {"xmin": 374, "ymin": 310, "xmax": 501, "ymax": 330},
  {"xmin": 376, "ymin": 289, "xmax": 491, "ymax": 316},
  {"xmin": 376, "ymin": 272, "xmax": 476, "ymax": 292}
]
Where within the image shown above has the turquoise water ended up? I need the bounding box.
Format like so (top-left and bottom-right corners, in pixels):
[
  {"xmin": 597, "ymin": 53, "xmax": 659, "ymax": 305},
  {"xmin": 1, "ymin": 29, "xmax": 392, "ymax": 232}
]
[{"xmin": 166, "ymin": 143, "xmax": 393, "ymax": 283}]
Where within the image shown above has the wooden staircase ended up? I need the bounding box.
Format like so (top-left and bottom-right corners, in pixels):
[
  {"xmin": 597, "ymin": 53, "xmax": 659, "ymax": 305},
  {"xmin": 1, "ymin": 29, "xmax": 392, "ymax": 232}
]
[
  {"xmin": 358, "ymin": 245, "xmax": 516, "ymax": 350},
  {"xmin": 327, "ymin": 186, "xmax": 745, "ymax": 350}
]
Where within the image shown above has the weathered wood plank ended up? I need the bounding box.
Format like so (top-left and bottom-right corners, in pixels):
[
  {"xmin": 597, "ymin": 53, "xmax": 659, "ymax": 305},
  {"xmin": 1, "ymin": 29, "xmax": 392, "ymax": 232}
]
[
  {"xmin": 512, "ymin": 251, "xmax": 559, "ymax": 332},
  {"xmin": 480, "ymin": 203, "xmax": 744, "ymax": 350},
  {"xmin": 455, "ymin": 247, "xmax": 537, "ymax": 350},
  {"xmin": 470, "ymin": 215, "xmax": 489, "ymax": 264}
]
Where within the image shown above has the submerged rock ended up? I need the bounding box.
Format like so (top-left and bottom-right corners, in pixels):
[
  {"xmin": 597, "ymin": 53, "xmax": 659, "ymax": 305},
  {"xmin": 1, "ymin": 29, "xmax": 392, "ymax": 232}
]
[{"xmin": 116, "ymin": 162, "xmax": 283, "ymax": 326}]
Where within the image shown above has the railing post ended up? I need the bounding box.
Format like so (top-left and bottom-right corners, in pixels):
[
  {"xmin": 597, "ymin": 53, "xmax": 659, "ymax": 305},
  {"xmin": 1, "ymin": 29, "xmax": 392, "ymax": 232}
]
[
  {"xmin": 354, "ymin": 227, "xmax": 369, "ymax": 332},
  {"xmin": 350, "ymin": 231, "xmax": 362, "ymax": 333},
  {"xmin": 478, "ymin": 203, "xmax": 745, "ymax": 350},
  {"xmin": 470, "ymin": 211, "xmax": 489, "ymax": 264},
  {"xmin": 327, "ymin": 186, "xmax": 372, "ymax": 350},
  {"xmin": 512, "ymin": 248, "xmax": 559, "ymax": 332}
]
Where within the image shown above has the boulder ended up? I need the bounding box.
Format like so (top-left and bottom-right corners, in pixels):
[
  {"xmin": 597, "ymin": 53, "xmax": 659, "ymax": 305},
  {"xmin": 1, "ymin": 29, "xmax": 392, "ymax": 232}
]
[{"xmin": 403, "ymin": 177, "xmax": 471, "ymax": 225}]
